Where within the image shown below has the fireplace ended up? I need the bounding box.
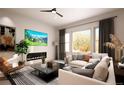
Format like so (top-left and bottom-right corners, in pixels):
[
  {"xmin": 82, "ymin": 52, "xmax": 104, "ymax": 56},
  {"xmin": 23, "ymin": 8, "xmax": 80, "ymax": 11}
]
[{"xmin": 27, "ymin": 52, "xmax": 47, "ymax": 61}]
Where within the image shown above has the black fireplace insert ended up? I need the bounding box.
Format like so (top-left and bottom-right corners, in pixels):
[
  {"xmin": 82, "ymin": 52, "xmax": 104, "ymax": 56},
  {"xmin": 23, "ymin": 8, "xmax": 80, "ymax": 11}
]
[{"xmin": 27, "ymin": 52, "xmax": 47, "ymax": 61}]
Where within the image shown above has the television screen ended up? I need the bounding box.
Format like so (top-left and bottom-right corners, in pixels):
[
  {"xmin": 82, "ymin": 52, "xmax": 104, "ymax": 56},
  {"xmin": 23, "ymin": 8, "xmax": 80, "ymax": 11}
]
[{"xmin": 25, "ymin": 29, "xmax": 48, "ymax": 46}]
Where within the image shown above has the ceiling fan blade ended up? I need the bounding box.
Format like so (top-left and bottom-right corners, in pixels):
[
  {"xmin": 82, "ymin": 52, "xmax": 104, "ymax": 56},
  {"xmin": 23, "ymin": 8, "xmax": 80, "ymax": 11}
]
[
  {"xmin": 52, "ymin": 8, "xmax": 56, "ymax": 11},
  {"xmin": 56, "ymin": 12, "xmax": 63, "ymax": 17},
  {"xmin": 40, "ymin": 10, "xmax": 52, "ymax": 12}
]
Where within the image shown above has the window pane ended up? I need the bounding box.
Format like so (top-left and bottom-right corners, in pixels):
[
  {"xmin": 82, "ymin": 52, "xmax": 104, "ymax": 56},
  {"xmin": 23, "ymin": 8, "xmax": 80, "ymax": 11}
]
[
  {"xmin": 65, "ymin": 43, "xmax": 70, "ymax": 52},
  {"xmin": 65, "ymin": 33, "xmax": 70, "ymax": 43},
  {"xmin": 95, "ymin": 28, "xmax": 99, "ymax": 53},
  {"xmin": 65, "ymin": 33, "xmax": 70, "ymax": 52},
  {"xmin": 72, "ymin": 30, "xmax": 91, "ymax": 53}
]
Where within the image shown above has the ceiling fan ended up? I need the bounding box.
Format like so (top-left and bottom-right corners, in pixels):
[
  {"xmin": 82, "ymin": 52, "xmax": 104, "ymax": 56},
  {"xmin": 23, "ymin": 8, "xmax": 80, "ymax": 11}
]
[{"xmin": 40, "ymin": 8, "xmax": 63, "ymax": 17}]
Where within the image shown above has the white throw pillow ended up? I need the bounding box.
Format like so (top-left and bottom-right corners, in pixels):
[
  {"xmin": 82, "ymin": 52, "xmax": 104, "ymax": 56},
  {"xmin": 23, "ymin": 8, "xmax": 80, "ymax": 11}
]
[
  {"xmin": 100, "ymin": 56, "xmax": 111, "ymax": 66},
  {"xmin": 93, "ymin": 57, "xmax": 109, "ymax": 82}
]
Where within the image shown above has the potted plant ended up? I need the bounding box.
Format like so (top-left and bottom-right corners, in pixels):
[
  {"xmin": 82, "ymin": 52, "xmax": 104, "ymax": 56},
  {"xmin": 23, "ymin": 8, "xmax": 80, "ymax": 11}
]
[{"xmin": 15, "ymin": 40, "xmax": 28, "ymax": 65}]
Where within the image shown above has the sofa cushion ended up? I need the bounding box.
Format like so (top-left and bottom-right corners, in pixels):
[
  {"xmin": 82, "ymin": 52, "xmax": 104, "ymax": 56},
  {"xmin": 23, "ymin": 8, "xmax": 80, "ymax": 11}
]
[
  {"xmin": 93, "ymin": 56, "xmax": 109, "ymax": 82},
  {"xmin": 70, "ymin": 60, "xmax": 88, "ymax": 67},
  {"xmin": 72, "ymin": 55, "xmax": 77, "ymax": 60},
  {"xmin": 85, "ymin": 59, "xmax": 100, "ymax": 69},
  {"xmin": 72, "ymin": 67, "xmax": 94, "ymax": 78}
]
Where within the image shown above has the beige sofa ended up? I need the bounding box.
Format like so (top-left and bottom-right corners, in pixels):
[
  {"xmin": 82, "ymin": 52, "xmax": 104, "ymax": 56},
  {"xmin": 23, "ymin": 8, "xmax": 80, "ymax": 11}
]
[{"xmin": 58, "ymin": 57, "xmax": 116, "ymax": 85}]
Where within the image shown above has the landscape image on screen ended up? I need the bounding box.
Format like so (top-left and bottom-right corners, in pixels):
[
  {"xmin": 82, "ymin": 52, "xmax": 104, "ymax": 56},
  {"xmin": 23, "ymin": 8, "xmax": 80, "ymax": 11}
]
[{"xmin": 25, "ymin": 29, "xmax": 48, "ymax": 46}]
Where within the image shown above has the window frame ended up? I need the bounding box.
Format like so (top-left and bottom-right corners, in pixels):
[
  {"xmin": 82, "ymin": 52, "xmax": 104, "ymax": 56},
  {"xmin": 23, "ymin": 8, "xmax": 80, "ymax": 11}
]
[
  {"xmin": 65, "ymin": 22, "xmax": 99, "ymax": 54},
  {"xmin": 94, "ymin": 27, "xmax": 99, "ymax": 53},
  {"xmin": 65, "ymin": 32, "xmax": 70, "ymax": 52},
  {"xmin": 72, "ymin": 29, "xmax": 92, "ymax": 53}
]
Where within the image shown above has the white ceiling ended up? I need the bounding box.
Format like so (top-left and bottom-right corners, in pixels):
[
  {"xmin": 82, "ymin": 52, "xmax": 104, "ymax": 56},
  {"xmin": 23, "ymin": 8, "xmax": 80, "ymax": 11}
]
[{"xmin": 4, "ymin": 8, "xmax": 118, "ymax": 27}]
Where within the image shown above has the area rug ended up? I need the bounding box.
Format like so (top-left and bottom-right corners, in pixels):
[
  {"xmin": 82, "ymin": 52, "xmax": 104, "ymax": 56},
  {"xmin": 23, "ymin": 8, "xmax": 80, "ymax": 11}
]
[{"xmin": 8, "ymin": 66, "xmax": 58, "ymax": 85}]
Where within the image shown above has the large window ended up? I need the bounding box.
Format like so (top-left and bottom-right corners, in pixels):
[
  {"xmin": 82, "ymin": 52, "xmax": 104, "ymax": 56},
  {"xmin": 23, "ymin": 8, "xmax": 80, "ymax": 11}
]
[
  {"xmin": 65, "ymin": 23, "xmax": 99, "ymax": 53},
  {"xmin": 72, "ymin": 29, "xmax": 91, "ymax": 53},
  {"xmin": 95, "ymin": 27, "xmax": 99, "ymax": 53}
]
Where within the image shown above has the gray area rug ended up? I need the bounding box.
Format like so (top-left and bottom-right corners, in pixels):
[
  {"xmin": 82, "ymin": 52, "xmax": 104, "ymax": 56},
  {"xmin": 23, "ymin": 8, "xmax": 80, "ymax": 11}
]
[{"xmin": 9, "ymin": 66, "xmax": 58, "ymax": 85}]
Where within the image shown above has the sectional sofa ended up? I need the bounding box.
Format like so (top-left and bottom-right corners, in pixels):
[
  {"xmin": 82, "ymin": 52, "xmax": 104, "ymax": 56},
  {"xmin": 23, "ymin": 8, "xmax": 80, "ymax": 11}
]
[{"xmin": 58, "ymin": 53, "xmax": 116, "ymax": 85}]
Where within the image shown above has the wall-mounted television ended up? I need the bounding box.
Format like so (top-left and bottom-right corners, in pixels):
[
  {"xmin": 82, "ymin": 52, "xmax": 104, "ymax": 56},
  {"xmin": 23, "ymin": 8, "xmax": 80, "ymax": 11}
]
[{"xmin": 25, "ymin": 29, "xmax": 48, "ymax": 46}]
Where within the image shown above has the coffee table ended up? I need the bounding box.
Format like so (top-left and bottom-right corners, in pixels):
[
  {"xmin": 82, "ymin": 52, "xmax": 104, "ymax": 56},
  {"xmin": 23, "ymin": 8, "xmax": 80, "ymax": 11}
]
[{"xmin": 31, "ymin": 63, "xmax": 58, "ymax": 82}]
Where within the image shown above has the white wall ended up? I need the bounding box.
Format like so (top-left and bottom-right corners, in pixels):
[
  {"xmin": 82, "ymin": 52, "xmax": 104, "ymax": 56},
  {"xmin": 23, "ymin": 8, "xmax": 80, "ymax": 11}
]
[
  {"xmin": 0, "ymin": 9, "xmax": 57, "ymax": 61},
  {"xmin": 58, "ymin": 9, "xmax": 124, "ymax": 43}
]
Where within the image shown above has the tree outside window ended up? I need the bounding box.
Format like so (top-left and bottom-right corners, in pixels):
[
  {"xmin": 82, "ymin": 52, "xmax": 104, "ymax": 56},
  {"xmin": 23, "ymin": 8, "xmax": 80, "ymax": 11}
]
[{"xmin": 72, "ymin": 29, "xmax": 91, "ymax": 53}]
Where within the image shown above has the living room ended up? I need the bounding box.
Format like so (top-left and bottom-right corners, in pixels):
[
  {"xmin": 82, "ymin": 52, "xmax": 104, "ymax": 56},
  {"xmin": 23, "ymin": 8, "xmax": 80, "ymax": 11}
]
[{"xmin": 0, "ymin": 8, "xmax": 124, "ymax": 85}]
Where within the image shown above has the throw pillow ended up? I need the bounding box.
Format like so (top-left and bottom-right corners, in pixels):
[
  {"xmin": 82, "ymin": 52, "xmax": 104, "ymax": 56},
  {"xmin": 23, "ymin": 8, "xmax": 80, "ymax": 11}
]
[
  {"xmin": 93, "ymin": 58, "xmax": 109, "ymax": 82},
  {"xmin": 72, "ymin": 67, "xmax": 94, "ymax": 78},
  {"xmin": 85, "ymin": 60, "xmax": 100, "ymax": 69},
  {"xmin": 93, "ymin": 66, "xmax": 108, "ymax": 82},
  {"xmin": 100, "ymin": 56, "xmax": 111, "ymax": 67},
  {"xmin": 72, "ymin": 55, "xmax": 77, "ymax": 60},
  {"xmin": 77, "ymin": 55, "xmax": 84, "ymax": 60},
  {"xmin": 83, "ymin": 55, "xmax": 91, "ymax": 62}
]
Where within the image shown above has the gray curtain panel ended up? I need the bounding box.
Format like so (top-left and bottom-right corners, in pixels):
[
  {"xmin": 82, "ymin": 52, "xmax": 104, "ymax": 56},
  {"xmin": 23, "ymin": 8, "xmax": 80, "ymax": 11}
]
[
  {"xmin": 59, "ymin": 29, "xmax": 65, "ymax": 60},
  {"xmin": 99, "ymin": 18, "xmax": 115, "ymax": 60}
]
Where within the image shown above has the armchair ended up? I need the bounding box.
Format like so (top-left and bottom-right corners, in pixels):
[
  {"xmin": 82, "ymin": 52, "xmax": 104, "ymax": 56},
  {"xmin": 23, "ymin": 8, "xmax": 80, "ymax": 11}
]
[{"xmin": 0, "ymin": 55, "xmax": 24, "ymax": 75}]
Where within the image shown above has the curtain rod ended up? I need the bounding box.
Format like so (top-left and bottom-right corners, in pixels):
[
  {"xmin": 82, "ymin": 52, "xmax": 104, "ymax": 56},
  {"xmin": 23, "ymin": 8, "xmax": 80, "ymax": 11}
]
[{"xmin": 64, "ymin": 16, "xmax": 117, "ymax": 29}]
